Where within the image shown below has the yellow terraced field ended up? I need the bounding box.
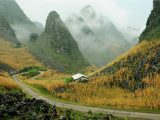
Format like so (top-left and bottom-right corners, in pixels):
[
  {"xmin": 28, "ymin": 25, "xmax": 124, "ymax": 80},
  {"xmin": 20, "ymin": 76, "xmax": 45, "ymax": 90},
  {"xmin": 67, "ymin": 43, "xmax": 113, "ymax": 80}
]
[{"xmin": 0, "ymin": 39, "xmax": 41, "ymax": 69}]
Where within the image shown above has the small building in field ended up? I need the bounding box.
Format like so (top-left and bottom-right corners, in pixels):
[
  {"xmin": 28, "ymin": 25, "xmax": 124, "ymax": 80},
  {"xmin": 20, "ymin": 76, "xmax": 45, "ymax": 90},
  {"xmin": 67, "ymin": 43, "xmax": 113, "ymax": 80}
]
[{"xmin": 72, "ymin": 73, "xmax": 89, "ymax": 82}]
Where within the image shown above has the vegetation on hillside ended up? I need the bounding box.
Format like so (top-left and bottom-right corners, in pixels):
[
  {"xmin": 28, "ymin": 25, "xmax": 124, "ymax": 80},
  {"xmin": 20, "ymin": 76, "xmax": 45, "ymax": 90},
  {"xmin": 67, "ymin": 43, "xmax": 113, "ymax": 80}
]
[
  {"xmin": 0, "ymin": 73, "xmax": 121, "ymax": 120},
  {"xmin": 92, "ymin": 40, "xmax": 160, "ymax": 90},
  {"xmin": 0, "ymin": 0, "xmax": 44, "ymax": 41},
  {"xmin": 25, "ymin": 72, "xmax": 160, "ymax": 110},
  {"xmin": 0, "ymin": 39, "xmax": 41, "ymax": 69},
  {"xmin": 24, "ymin": 40, "xmax": 160, "ymax": 110},
  {"xmin": 29, "ymin": 11, "xmax": 88, "ymax": 73},
  {"xmin": 0, "ymin": 16, "xmax": 20, "ymax": 46},
  {"xmin": 0, "ymin": 72, "xmax": 18, "ymax": 89},
  {"xmin": 0, "ymin": 0, "xmax": 159, "ymax": 118},
  {"xmin": 140, "ymin": 0, "xmax": 160, "ymax": 41}
]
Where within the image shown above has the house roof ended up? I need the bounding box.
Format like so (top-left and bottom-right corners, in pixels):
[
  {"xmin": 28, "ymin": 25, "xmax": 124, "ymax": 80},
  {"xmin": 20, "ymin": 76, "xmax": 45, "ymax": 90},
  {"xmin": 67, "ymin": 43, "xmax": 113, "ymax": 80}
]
[{"xmin": 72, "ymin": 73, "xmax": 88, "ymax": 80}]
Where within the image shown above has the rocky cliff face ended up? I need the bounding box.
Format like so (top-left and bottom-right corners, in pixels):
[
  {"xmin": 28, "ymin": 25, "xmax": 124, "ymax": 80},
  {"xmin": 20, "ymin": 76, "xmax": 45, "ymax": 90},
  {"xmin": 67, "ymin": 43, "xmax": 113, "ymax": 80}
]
[
  {"xmin": 29, "ymin": 11, "xmax": 88, "ymax": 72},
  {"xmin": 0, "ymin": 17, "xmax": 19, "ymax": 45},
  {"xmin": 0, "ymin": 0, "xmax": 44, "ymax": 41},
  {"xmin": 140, "ymin": 0, "xmax": 160, "ymax": 41}
]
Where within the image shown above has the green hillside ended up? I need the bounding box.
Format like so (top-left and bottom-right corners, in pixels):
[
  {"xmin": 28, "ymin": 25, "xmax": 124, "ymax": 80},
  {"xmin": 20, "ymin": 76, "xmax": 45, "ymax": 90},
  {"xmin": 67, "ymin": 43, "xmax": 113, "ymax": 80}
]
[
  {"xmin": 0, "ymin": 0, "xmax": 43, "ymax": 41},
  {"xmin": 0, "ymin": 0, "xmax": 30, "ymax": 24},
  {"xmin": 93, "ymin": 0, "xmax": 160, "ymax": 90},
  {"xmin": 140, "ymin": 0, "xmax": 160, "ymax": 41},
  {"xmin": 32, "ymin": 1, "xmax": 160, "ymax": 109},
  {"xmin": 29, "ymin": 11, "xmax": 88, "ymax": 73},
  {"xmin": 0, "ymin": 17, "xmax": 20, "ymax": 46}
]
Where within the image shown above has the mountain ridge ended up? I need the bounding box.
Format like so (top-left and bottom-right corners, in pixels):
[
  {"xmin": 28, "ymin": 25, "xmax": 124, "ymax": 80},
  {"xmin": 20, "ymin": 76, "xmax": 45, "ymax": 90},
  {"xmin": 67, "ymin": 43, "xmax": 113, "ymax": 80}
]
[
  {"xmin": 0, "ymin": 17, "xmax": 20, "ymax": 46},
  {"xmin": 0, "ymin": 0, "xmax": 44, "ymax": 41},
  {"xmin": 140, "ymin": 0, "xmax": 160, "ymax": 41},
  {"xmin": 29, "ymin": 11, "xmax": 88, "ymax": 73},
  {"xmin": 91, "ymin": 1, "xmax": 160, "ymax": 90},
  {"xmin": 65, "ymin": 5, "xmax": 130, "ymax": 66}
]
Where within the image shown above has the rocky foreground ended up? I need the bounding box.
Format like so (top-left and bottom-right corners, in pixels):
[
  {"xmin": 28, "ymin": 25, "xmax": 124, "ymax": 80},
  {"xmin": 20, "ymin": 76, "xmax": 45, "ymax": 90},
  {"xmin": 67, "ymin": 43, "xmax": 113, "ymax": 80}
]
[
  {"xmin": 0, "ymin": 91, "xmax": 117, "ymax": 120},
  {"xmin": 0, "ymin": 92, "xmax": 58, "ymax": 120}
]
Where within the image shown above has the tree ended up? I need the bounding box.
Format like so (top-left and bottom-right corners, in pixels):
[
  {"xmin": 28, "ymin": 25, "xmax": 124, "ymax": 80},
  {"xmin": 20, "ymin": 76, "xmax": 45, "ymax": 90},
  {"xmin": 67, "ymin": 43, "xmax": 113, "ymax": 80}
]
[{"xmin": 29, "ymin": 33, "xmax": 38, "ymax": 42}]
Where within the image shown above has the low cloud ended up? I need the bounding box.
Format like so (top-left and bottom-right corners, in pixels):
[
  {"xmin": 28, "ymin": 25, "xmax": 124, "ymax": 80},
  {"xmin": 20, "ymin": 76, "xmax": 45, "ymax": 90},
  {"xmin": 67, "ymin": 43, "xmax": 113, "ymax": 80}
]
[
  {"xmin": 15, "ymin": 0, "xmax": 131, "ymax": 29},
  {"xmin": 15, "ymin": 0, "xmax": 152, "ymax": 31}
]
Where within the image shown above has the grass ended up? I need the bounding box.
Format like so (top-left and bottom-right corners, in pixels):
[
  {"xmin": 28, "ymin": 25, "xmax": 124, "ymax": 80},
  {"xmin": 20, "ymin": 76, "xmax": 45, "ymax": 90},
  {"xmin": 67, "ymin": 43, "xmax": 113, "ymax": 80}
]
[
  {"xmin": 0, "ymin": 38, "xmax": 42, "ymax": 69},
  {"xmin": 0, "ymin": 39, "xmax": 141, "ymax": 119},
  {"xmin": 91, "ymin": 40, "xmax": 160, "ymax": 76},
  {"xmin": 23, "ymin": 40, "xmax": 160, "ymax": 113},
  {"xmin": 56, "ymin": 108, "xmax": 138, "ymax": 120},
  {"xmin": 23, "ymin": 76, "xmax": 160, "ymax": 114},
  {"xmin": 0, "ymin": 72, "xmax": 18, "ymax": 89}
]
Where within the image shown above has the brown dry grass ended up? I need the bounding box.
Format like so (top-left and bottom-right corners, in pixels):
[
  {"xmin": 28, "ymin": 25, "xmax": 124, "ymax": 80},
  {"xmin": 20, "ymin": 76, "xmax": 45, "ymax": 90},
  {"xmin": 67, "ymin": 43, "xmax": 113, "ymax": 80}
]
[
  {"xmin": 24, "ymin": 40, "xmax": 160, "ymax": 109},
  {"xmin": 0, "ymin": 38, "xmax": 41, "ymax": 69},
  {"xmin": 0, "ymin": 72, "xmax": 18, "ymax": 89},
  {"xmin": 92, "ymin": 40, "xmax": 160, "ymax": 76},
  {"xmin": 24, "ymin": 74, "xmax": 160, "ymax": 109}
]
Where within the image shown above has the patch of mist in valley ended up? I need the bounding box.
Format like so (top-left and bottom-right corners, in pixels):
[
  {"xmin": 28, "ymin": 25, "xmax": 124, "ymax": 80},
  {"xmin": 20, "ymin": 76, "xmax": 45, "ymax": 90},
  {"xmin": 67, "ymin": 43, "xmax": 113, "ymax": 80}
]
[
  {"xmin": 65, "ymin": 5, "xmax": 137, "ymax": 66},
  {"xmin": 11, "ymin": 22, "xmax": 44, "ymax": 41}
]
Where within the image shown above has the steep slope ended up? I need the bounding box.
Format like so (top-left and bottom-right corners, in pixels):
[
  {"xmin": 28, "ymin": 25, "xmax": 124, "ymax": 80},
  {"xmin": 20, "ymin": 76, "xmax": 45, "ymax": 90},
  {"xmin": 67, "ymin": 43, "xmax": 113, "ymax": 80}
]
[
  {"xmin": 29, "ymin": 11, "xmax": 88, "ymax": 73},
  {"xmin": 0, "ymin": 17, "xmax": 20, "ymax": 46},
  {"xmin": 50, "ymin": 1, "xmax": 160, "ymax": 107},
  {"xmin": 65, "ymin": 5, "xmax": 128, "ymax": 66},
  {"xmin": 0, "ymin": 38, "xmax": 41, "ymax": 70},
  {"xmin": 92, "ymin": 1, "xmax": 160, "ymax": 90},
  {"xmin": 80, "ymin": 5, "xmax": 126, "ymax": 45},
  {"xmin": 140, "ymin": 0, "xmax": 160, "ymax": 41},
  {"xmin": 0, "ymin": 0, "xmax": 29, "ymax": 24},
  {"xmin": 0, "ymin": 0, "xmax": 44, "ymax": 41},
  {"xmin": 66, "ymin": 14, "xmax": 111, "ymax": 66}
]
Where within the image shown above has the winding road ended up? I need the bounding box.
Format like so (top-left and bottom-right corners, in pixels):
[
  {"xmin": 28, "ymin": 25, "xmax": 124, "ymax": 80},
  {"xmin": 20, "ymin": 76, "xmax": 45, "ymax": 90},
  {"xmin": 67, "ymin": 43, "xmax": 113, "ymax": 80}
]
[{"xmin": 12, "ymin": 75, "xmax": 160, "ymax": 120}]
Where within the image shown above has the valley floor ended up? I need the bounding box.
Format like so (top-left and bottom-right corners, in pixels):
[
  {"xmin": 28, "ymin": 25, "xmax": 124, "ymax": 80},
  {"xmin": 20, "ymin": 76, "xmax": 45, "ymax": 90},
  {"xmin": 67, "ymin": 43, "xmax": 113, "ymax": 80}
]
[
  {"xmin": 12, "ymin": 74, "xmax": 160, "ymax": 120},
  {"xmin": 0, "ymin": 38, "xmax": 160, "ymax": 120},
  {"xmin": 0, "ymin": 72, "xmax": 123, "ymax": 120},
  {"xmin": 22, "ymin": 40, "xmax": 160, "ymax": 114}
]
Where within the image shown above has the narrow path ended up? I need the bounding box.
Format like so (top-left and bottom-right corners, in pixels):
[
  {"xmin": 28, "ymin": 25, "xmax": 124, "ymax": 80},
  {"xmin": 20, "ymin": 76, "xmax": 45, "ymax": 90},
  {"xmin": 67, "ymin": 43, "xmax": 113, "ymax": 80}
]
[{"xmin": 12, "ymin": 75, "xmax": 160, "ymax": 120}]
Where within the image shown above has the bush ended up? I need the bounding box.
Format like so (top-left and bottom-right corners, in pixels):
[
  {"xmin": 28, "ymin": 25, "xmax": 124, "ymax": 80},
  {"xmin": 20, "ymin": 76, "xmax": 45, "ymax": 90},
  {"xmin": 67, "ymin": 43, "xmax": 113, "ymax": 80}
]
[
  {"xmin": 64, "ymin": 77, "xmax": 74, "ymax": 84},
  {"xmin": 18, "ymin": 66, "xmax": 47, "ymax": 73},
  {"xmin": 29, "ymin": 33, "xmax": 38, "ymax": 42},
  {"xmin": 22, "ymin": 69, "xmax": 39, "ymax": 78}
]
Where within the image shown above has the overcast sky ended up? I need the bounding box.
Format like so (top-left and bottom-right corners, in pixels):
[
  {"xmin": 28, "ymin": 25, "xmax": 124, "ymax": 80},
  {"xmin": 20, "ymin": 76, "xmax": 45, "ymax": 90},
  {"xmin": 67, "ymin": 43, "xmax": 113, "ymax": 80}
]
[{"xmin": 15, "ymin": 0, "xmax": 153, "ymax": 31}]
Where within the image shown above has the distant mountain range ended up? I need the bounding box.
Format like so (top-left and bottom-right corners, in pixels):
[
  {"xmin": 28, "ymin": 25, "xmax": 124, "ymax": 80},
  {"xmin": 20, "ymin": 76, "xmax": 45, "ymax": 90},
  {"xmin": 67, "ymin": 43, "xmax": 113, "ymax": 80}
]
[
  {"xmin": 65, "ymin": 5, "xmax": 137, "ymax": 66},
  {"xmin": 0, "ymin": 0, "xmax": 141, "ymax": 73}
]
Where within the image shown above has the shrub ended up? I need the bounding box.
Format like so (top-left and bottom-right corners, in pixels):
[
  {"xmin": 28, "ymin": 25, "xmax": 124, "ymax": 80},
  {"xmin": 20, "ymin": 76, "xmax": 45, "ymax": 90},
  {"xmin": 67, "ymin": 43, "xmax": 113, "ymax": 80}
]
[
  {"xmin": 64, "ymin": 77, "xmax": 74, "ymax": 84},
  {"xmin": 29, "ymin": 33, "xmax": 38, "ymax": 42}
]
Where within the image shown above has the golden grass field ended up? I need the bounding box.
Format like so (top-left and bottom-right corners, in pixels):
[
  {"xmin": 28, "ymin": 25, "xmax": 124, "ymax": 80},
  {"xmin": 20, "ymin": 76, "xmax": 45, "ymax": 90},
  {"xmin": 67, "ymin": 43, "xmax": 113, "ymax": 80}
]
[
  {"xmin": 0, "ymin": 38, "xmax": 42, "ymax": 90},
  {"xmin": 0, "ymin": 38, "xmax": 70, "ymax": 90},
  {"xmin": 0, "ymin": 72, "xmax": 18, "ymax": 89},
  {"xmin": 0, "ymin": 38, "xmax": 41, "ymax": 69},
  {"xmin": 0, "ymin": 38, "xmax": 160, "ymax": 110},
  {"xmin": 92, "ymin": 40, "xmax": 160, "ymax": 76},
  {"xmin": 25, "ymin": 73, "xmax": 160, "ymax": 109},
  {"xmin": 24, "ymin": 40, "xmax": 160, "ymax": 109}
]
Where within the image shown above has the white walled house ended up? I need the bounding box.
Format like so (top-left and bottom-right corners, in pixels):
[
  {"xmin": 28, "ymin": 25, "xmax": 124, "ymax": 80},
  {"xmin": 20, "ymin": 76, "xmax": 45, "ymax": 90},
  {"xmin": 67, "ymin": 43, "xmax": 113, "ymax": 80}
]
[{"xmin": 72, "ymin": 73, "xmax": 89, "ymax": 82}]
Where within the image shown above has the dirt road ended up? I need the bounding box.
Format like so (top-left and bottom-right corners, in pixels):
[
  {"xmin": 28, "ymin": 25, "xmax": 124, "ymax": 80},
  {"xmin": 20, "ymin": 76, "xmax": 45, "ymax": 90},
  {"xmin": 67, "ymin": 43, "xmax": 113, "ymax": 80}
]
[{"xmin": 12, "ymin": 75, "xmax": 160, "ymax": 120}]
